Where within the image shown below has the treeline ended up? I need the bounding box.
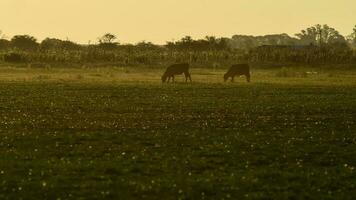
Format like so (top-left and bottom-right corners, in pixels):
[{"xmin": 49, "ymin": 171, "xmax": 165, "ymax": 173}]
[
  {"xmin": 0, "ymin": 24, "xmax": 356, "ymax": 67},
  {"xmin": 0, "ymin": 33, "xmax": 236, "ymax": 67},
  {"xmin": 247, "ymin": 25, "xmax": 356, "ymax": 65}
]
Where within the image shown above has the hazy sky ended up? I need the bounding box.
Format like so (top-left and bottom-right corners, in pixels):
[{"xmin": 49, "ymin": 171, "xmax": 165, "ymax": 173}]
[{"xmin": 1, "ymin": 0, "xmax": 355, "ymax": 44}]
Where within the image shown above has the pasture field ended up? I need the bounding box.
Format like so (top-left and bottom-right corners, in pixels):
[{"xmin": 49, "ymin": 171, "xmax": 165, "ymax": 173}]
[{"xmin": 1, "ymin": 66, "xmax": 356, "ymax": 199}]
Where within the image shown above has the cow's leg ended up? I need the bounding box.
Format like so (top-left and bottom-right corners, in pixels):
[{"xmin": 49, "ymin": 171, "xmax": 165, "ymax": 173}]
[
  {"xmin": 188, "ymin": 73, "xmax": 192, "ymax": 82},
  {"xmin": 246, "ymin": 73, "xmax": 251, "ymax": 83},
  {"xmin": 184, "ymin": 72, "xmax": 192, "ymax": 82},
  {"xmin": 172, "ymin": 76, "xmax": 175, "ymax": 83},
  {"xmin": 231, "ymin": 76, "xmax": 234, "ymax": 82},
  {"xmin": 167, "ymin": 76, "xmax": 171, "ymax": 83}
]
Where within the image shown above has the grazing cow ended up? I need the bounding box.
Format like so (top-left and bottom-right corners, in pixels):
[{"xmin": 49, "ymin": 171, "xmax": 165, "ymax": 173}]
[
  {"xmin": 162, "ymin": 63, "xmax": 192, "ymax": 83},
  {"xmin": 224, "ymin": 64, "xmax": 251, "ymax": 82}
]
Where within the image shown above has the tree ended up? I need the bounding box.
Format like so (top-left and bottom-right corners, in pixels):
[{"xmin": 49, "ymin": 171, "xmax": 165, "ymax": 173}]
[
  {"xmin": 41, "ymin": 38, "xmax": 81, "ymax": 51},
  {"xmin": 41, "ymin": 38, "xmax": 62, "ymax": 50},
  {"xmin": 98, "ymin": 33, "xmax": 119, "ymax": 50},
  {"xmin": 171, "ymin": 36, "xmax": 195, "ymax": 51},
  {"xmin": 217, "ymin": 38, "xmax": 229, "ymax": 50},
  {"xmin": 0, "ymin": 39, "xmax": 10, "ymax": 50},
  {"xmin": 61, "ymin": 40, "xmax": 81, "ymax": 50},
  {"xmin": 205, "ymin": 36, "xmax": 217, "ymax": 49},
  {"xmin": 165, "ymin": 36, "xmax": 230, "ymax": 51},
  {"xmin": 0, "ymin": 31, "xmax": 9, "ymax": 50},
  {"xmin": 320, "ymin": 24, "xmax": 346, "ymax": 45},
  {"xmin": 347, "ymin": 25, "xmax": 356, "ymax": 48},
  {"xmin": 165, "ymin": 41, "xmax": 176, "ymax": 50},
  {"xmin": 181, "ymin": 36, "xmax": 193, "ymax": 44},
  {"xmin": 295, "ymin": 25, "xmax": 321, "ymax": 45},
  {"xmin": 136, "ymin": 41, "xmax": 160, "ymax": 50},
  {"xmin": 11, "ymin": 35, "xmax": 39, "ymax": 51},
  {"xmin": 295, "ymin": 24, "xmax": 347, "ymax": 46},
  {"xmin": 99, "ymin": 33, "xmax": 117, "ymax": 44},
  {"xmin": 229, "ymin": 35, "xmax": 257, "ymax": 50},
  {"xmin": 228, "ymin": 34, "xmax": 299, "ymax": 50}
]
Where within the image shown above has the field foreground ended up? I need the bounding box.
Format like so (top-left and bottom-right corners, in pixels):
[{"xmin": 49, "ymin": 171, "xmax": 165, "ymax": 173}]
[{"xmin": 1, "ymin": 68, "xmax": 356, "ymax": 199}]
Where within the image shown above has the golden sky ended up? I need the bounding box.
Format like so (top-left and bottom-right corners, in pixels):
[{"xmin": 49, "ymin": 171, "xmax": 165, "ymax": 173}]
[{"xmin": 1, "ymin": 0, "xmax": 355, "ymax": 44}]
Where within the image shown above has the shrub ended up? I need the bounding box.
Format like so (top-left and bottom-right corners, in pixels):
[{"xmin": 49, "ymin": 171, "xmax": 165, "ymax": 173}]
[{"xmin": 3, "ymin": 52, "xmax": 27, "ymax": 63}]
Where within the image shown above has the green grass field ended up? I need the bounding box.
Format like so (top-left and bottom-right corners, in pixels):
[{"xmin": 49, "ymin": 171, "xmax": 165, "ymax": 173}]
[{"xmin": 1, "ymin": 67, "xmax": 356, "ymax": 199}]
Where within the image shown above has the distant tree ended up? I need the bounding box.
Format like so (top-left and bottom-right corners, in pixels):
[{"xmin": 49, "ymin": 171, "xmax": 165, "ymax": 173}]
[
  {"xmin": 263, "ymin": 34, "xmax": 299, "ymax": 45},
  {"xmin": 181, "ymin": 36, "xmax": 193, "ymax": 44},
  {"xmin": 0, "ymin": 39, "xmax": 10, "ymax": 50},
  {"xmin": 61, "ymin": 40, "xmax": 81, "ymax": 50},
  {"xmin": 228, "ymin": 34, "xmax": 299, "ymax": 50},
  {"xmin": 41, "ymin": 38, "xmax": 62, "ymax": 50},
  {"xmin": 165, "ymin": 41, "xmax": 176, "ymax": 50},
  {"xmin": 0, "ymin": 30, "xmax": 10, "ymax": 50},
  {"xmin": 295, "ymin": 24, "xmax": 347, "ymax": 46},
  {"xmin": 217, "ymin": 37, "xmax": 229, "ymax": 50},
  {"xmin": 41, "ymin": 38, "xmax": 81, "ymax": 51},
  {"xmin": 99, "ymin": 33, "xmax": 117, "ymax": 44},
  {"xmin": 172, "ymin": 36, "xmax": 194, "ymax": 51},
  {"xmin": 165, "ymin": 36, "xmax": 229, "ymax": 52},
  {"xmin": 98, "ymin": 33, "xmax": 119, "ymax": 50},
  {"xmin": 295, "ymin": 25, "xmax": 321, "ymax": 45},
  {"xmin": 11, "ymin": 35, "xmax": 39, "ymax": 51},
  {"xmin": 347, "ymin": 25, "xmax": 356, "ymax": 48},
  {"xmin": 320, "ymin": 25, "xmax": 347, "ymax": 45},
  {"xmin": 204, "ymin": 36, "xmax": 229, "ymax": 51},
  {"xmin": 205, "ymin": 36, "xmax": 217, "ymax": 49},
  {"xmin": 136, "ymin": 41, "xmax": 160, "ymax": 50},
  {"xmin": 229, "ymin": 35, "xmax": 256, "ymax": 50}
]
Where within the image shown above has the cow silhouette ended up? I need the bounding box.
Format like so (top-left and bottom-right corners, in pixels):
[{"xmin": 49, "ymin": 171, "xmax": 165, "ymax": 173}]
[
  {"xmin": 162, "ymin": 63, "xmax": 192, "ymax": 83},
  {"xmin": 224, "ymin": 64, "xmax": 250, "ymax": 82}
]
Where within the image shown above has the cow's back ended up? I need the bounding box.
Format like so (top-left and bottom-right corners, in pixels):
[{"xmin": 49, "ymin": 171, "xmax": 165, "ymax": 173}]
[
  {"xmin": 229, "ymin": 64, "xmax": 250, "ymax": 75},
  {"xmin": 167, "ymin": 63, "xmax": 189, "ymax": 74}
]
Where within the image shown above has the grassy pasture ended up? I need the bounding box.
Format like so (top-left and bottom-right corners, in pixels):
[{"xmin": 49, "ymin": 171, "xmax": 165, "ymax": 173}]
[
  {"xmin": 0, "ymin": 66, "xmax": 356, "ymax": 85},
  {"xmin": 0, "ymin": 66, "xmax": 356, "ymax": 199}
]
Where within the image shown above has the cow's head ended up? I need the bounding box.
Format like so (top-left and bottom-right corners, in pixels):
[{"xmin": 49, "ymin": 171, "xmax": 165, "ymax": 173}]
[
  {"xmin": 161, "ymin": 75, "xmax": 168, "ymax": 83},
  {"xmin": 223, "ymin": 73, "xmax": 229, "ymax": 82}
]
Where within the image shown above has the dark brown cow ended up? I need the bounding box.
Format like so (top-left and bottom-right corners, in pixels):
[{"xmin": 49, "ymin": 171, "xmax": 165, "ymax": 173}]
[
  {"xmin": 162, "ymin": 63, "xmax": 192, "ymax": 83},
  {"xmin": 224, "ymin": 64, "xmax": 251, "ymax": 82}
]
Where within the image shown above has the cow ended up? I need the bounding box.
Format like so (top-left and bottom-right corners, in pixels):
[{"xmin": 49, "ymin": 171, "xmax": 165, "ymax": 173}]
[
  {"xmin": 161, "ymin": 63, "xmax": 192, "ymax": 83},
  {"xmin": 224, "ymin": 64, "xmax": 251, "ymax": 82}
]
